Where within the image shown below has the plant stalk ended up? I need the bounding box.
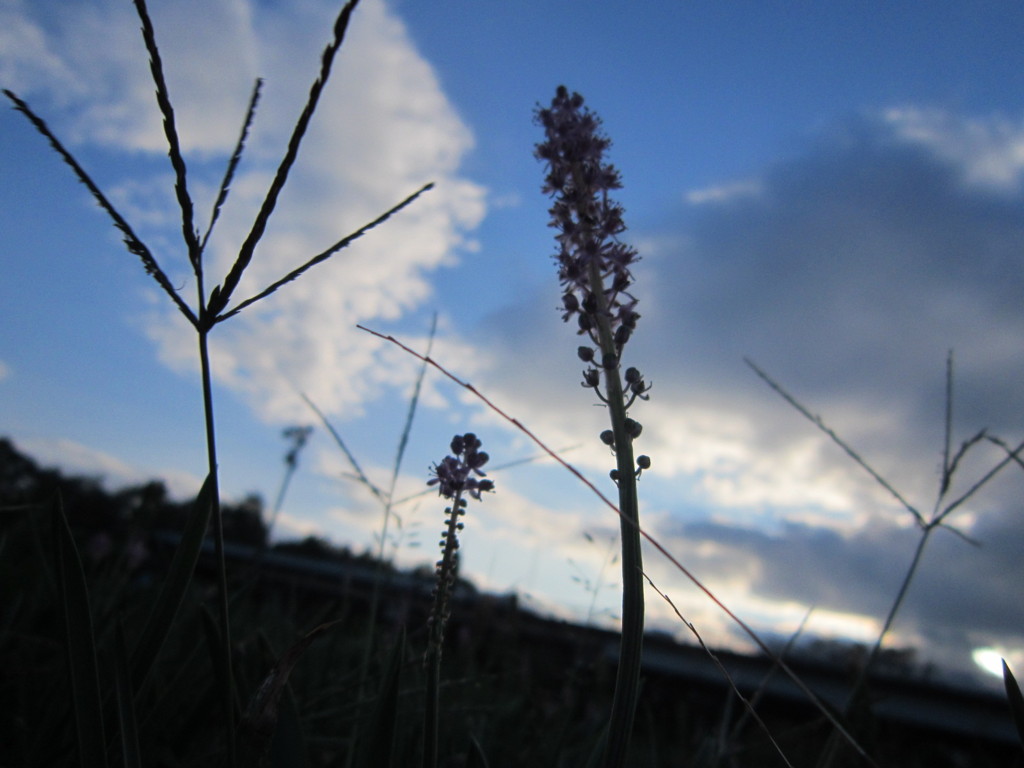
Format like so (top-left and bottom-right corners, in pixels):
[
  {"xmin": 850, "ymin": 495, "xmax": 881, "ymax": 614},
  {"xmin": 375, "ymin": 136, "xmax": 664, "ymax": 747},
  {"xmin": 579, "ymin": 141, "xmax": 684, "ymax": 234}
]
[{"xmin": 588, "ymin": 257, "xmax": 644, "ymax": 768}]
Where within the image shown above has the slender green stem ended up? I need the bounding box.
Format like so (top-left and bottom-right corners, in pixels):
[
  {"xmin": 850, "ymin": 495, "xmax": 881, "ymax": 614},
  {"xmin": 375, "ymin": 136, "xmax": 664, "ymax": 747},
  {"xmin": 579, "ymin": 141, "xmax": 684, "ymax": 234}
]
[
  {"xmin": 588, "ymin": 258, "xmax": 644, "ymax": 768},
  {"xmin": 197, "ymin": 328, "xmax": 235, "ymax": 768}
]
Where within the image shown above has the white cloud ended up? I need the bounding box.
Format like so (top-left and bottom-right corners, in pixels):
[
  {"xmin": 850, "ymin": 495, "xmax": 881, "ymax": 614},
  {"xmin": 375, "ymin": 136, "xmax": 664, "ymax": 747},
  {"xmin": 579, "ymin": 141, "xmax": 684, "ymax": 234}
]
[
  {"xmin": 685, "ymin": 178, "xmax": 761, "ymax": 206},
  {"xmin": 0, "ymin": 359, "xmax": 10, "ymax": 381},
  {"xmin": 16, "ymin": 436, "xmax": 203, "ymax": 499},
  {"xmin": 884, "ymin": 106, "xmax": 1024, "ymax": 190}
]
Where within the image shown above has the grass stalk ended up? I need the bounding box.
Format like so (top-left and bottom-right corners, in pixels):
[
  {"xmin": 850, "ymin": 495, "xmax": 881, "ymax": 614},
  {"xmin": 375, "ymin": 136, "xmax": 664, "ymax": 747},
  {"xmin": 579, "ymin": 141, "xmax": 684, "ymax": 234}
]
[
  {"xmin": 197, "ymin": 328, "xmax": 236, "ymax": 766},
  {"xmin": 643, "ymin": 572, "xmax": 795, "ymax": 768}
]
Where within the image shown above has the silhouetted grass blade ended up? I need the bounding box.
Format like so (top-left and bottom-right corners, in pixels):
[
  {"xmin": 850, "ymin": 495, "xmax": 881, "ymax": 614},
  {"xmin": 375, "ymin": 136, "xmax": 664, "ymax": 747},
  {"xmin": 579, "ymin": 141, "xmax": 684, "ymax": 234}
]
[
  {"xmin": 391, "ymin": 311, "xmax": 436, "ymax": 489},
  {"xmin": 51, "ymin": 491, "xmax": 108, "ymax": 768},
  {"xmin": 353, "ymin": 629, "xmax": 405, "ymax": 768},
  {"xmin": 465, "ymin": 736, "xmax": 490, "ymax": 768},
  {"xmin": 1003, "ymin": 660, "xmax": 1024, "ymax": 754},
  {"xmin": 239, "ymin": 621, "xmax": 341, "ymax": 764},
  {"xmin": 302, "ymin": 393, "xmax": 386, "ymax": 502},
  {"xmin": 130, "ymin": 475, "xmax": 214, "ymax": 692},
  {"xmin": 113, "ymin": 622, "xmax": 142, "ymax": 768}
]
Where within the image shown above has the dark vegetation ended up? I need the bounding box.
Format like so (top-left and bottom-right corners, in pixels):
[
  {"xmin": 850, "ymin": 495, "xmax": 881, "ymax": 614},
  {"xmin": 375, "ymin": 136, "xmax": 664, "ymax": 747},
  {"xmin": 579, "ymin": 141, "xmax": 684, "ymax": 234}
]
[{"xmin": 1, "ymin": 437, "xmax": 1018, "ymax": 767}]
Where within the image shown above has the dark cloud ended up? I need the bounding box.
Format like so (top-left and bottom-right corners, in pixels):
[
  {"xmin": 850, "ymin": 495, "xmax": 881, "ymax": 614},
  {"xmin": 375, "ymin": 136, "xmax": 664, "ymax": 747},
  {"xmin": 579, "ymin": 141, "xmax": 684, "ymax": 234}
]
[
  {"xmin": 640, "ymin": 114, "xmax": 1024, "ymax": 440},
  {"xmin": 656, "ymin": 496, "xmax": 1024, "ymax": 676},
  {"xmin": 677, "ymin": 517, "xmax": 916, "ymax": 618}
]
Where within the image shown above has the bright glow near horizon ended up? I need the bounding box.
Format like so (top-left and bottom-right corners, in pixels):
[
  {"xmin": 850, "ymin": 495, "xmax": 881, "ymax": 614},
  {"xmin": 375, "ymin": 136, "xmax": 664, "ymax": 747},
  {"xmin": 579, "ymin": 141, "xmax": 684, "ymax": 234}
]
[{"xmin": 973, "ymin": 648, "xmax": 1011, "ymax": 679}]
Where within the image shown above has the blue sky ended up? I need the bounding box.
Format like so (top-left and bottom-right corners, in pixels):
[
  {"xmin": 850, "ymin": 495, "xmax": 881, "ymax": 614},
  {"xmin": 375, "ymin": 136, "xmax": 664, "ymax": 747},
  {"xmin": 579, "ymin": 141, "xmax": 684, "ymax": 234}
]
[{"xmin": 3, "ymin": 0, "xmax": 1024, "ymax": 689}]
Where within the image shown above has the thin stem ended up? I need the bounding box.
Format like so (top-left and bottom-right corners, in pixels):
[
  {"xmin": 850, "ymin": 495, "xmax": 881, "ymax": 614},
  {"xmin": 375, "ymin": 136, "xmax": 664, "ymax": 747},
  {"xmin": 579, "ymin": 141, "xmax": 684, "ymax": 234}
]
[
  {"xmin": 935, "ymin": 437, "xmax": 1023, "ymax": 526},
  {"xmin": 266, "ymin": 451, "xmax": 298, "ymax": 545},
  {"xmin": 301, "ymin": 393, "xmax": 386, "ymax": 502},
  {"xmin": 361, "ymin": 314, "xmax": 437, "ymax": 694},
  {"xmin": 644, "ymin": 572, "xmax": 795, "ymax": 768},
  {"xmin": 423, "ymin": 637, "xmax": 440, "ymax": 768},
  {"xmin": 197, "ymin": 329, "xmax": 235, "ymax": 767},
  {"xmin": 200, "ymin": 78, "xmax": 263, "ymax": 256},
  {"xmin": 940, "ymin": 350, "xmax": 954, "ymax": 495},
  {"xmin": 381, "ymin": 312, "xmax": 437, "ymax": 564}
]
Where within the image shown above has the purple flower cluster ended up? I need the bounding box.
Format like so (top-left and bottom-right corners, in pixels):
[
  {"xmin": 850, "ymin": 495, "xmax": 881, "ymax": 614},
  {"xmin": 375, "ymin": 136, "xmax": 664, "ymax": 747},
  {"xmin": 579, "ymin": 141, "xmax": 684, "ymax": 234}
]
[
  {"xmin": 535, "ymin": 86, "xmax": 641, "ymax": 353},
  {"xmin": 427, "ymin": 433, "xmax": 494, "ymax": 501},
  {"xmin": 536, "ymin": 87, "xmax": 651, "ymax": 410}
]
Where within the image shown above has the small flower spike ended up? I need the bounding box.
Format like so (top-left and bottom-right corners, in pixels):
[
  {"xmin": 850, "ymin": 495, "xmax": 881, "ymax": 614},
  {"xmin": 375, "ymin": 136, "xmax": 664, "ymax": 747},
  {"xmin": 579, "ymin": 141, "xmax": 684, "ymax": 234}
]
[
  {"xmin": 425, "ymin": 433, "xmax": 495, "ymax": 647},
  {"xmin": 424, "ymin": 435, "xmax": 493, "ymax": 768}
]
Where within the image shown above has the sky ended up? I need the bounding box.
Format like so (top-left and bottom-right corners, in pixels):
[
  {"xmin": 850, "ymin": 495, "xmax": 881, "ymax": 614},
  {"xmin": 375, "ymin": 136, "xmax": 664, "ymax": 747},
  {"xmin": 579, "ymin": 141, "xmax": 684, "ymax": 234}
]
[{"xmin": 3, "ymin": 0, "xmax": 1024, "ymax": 691}]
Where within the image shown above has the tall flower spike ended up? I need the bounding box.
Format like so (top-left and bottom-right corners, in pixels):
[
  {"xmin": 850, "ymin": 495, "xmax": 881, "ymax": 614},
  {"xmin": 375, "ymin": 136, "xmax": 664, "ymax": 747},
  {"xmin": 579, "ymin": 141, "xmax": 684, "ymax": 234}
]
[{"xmin": 536, "ymin": 87, "xmax": 648, "ymax": 768}]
